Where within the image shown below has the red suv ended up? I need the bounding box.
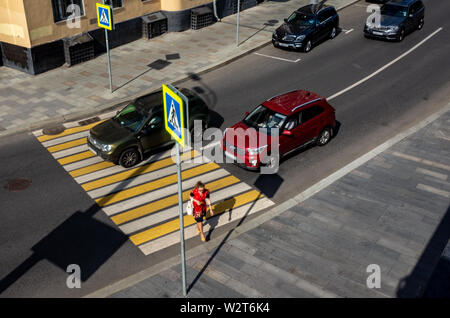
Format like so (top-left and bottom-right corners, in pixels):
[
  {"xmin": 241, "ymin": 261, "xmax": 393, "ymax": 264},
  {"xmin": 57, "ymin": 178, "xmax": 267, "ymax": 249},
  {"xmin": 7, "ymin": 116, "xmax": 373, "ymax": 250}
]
[{"xmin": 222, "ymin": 90, "xmax": 336, "ymax": 171}]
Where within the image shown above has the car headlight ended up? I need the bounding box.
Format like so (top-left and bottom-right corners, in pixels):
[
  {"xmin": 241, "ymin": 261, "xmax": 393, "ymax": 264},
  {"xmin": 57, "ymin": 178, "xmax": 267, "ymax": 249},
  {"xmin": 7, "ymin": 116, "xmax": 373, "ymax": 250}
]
[
  {"xmin": 295, "ymin": 35, "xmax": 305, "ymax": 42},
  {"xmin": 389, "ymin": 26, "xmax": 399, "ymax": 32},
  {"xmin": 247, "ymin": 145, "xmax": 268, "ymax": 155},
  {"xmin": 101, "ymin": 144, "xmax": 112, "ymax": 152}
]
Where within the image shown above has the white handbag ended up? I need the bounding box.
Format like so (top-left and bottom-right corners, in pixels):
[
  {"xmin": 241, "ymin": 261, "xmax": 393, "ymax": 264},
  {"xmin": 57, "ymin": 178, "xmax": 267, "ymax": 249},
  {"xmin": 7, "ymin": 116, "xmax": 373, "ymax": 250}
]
[{"xmin": 186, "ymin": 200, "xmax": 194, "ymax": 215}]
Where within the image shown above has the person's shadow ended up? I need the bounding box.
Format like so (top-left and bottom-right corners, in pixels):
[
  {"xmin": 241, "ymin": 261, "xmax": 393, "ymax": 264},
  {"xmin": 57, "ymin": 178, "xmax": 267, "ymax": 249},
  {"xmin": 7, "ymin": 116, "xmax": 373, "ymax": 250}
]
[{"xmin": 205, "ymin": 198, "xmax": 236, "ymax": 241}]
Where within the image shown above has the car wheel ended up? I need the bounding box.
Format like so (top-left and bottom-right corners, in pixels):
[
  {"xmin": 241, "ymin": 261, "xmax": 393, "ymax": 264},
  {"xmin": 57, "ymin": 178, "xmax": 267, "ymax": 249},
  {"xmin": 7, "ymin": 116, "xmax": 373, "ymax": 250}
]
[
  {"xmin": 316, "ymin": 128, "xmax": 332, "ymax": 146},
  {"xmin": 330, "ymin": 26, "xmax": 337, "ymax": 39},
  {"xmin": 397, "ymin": 28, "xmax": 405, "ymax": 42},
  {"xmin": 417, "ymin": 18, "xmax": 424, "ymax": 30},
  {"xmin": 304, "ymin": 40, "xmax": 312, "ymax": 53},
  {"xmin": 119, "ymin": 148, "xmax": 140, "ymax": 168}
]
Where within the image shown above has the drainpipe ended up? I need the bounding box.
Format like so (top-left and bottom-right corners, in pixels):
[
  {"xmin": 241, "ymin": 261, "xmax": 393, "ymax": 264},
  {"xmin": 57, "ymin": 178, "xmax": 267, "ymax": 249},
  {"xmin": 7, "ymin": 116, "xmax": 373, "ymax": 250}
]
[{"xmin": 213, "ymin": 0, "xmax": 221, "ymax": 22}]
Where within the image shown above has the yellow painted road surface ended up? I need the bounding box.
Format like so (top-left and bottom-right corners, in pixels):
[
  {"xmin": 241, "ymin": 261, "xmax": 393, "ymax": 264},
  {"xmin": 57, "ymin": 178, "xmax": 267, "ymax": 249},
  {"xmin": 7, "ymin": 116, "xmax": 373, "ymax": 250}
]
[{"xmin": 33, "ymin": 118, "xmax": 274, "ymax": 255}]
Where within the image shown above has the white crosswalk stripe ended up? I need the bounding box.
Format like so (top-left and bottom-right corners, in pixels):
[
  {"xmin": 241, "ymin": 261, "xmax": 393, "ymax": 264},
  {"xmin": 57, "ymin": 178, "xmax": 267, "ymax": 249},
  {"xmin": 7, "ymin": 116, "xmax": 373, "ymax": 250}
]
[{"xmin": 33, "ymin": 115, "xmax": 275, "ymax": 255}]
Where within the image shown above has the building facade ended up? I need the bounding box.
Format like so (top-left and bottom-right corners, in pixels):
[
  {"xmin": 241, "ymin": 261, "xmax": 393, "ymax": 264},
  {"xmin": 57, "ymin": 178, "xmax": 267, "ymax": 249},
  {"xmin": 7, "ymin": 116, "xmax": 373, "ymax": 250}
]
[{"xmin": 0, "ymin": 0, "xmax": 260, "ymax": 74}]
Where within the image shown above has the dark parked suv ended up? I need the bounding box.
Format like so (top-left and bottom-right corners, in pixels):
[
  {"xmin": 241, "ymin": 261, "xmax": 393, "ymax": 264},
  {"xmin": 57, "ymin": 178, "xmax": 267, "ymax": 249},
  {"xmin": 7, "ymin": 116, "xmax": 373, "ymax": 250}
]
[
  {"xmin": 87, "ymin": 88, "xmax": 210, "ymax": 168},
  {"xmin": 364, "ymin": 0, "xmax": 425, "ymax": 41},
  {"xmin": 272, "ymin": 2, "xmax": 339, "ymax": 52}
]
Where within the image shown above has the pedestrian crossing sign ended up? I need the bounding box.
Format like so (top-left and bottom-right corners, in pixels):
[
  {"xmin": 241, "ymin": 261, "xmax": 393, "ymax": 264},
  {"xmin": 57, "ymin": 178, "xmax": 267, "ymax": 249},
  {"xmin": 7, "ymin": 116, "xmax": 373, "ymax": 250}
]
[
  {"xmin": 162, "ymin": 84, "xmax": 185, "ymax": 147},
  {"xmin": 96, "ymin": 3, "xmax": 113, "ymax": 31}
]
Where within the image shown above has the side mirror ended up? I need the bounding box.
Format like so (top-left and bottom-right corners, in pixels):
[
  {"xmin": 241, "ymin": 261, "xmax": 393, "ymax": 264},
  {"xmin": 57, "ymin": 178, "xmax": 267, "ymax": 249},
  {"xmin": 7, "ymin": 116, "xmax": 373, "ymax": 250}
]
[
  {"xmin": 284, "ymin": 18, "xmax": 288, "ymax": 23},
  {"xmin": 244, "ymin": 111, "xmax": 249, "ymax": 118},
  {"xmin": 282, "ymin": 130, "xmax": 293, "ymax": 136}
]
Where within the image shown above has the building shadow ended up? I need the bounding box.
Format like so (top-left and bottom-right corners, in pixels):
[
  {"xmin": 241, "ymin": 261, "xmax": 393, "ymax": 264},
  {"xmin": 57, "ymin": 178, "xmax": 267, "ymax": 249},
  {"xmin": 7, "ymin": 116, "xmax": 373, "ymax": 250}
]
[
  {"xmin": 397, "ymin": 205, "xmax": 450, "ymax": 298},
  {"xmin": 0, "ymin": 203, "xmax": 128, "ymax": 295}
]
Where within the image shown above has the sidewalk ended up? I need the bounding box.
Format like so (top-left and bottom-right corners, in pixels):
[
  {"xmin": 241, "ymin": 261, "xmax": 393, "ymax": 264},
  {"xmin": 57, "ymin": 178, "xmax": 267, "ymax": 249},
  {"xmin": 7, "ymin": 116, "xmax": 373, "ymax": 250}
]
[
  {"xmin": 0, "ymin": 0, "xmax": 357, "ymax": 137},
  {"xmin": 102, "ymin": 106, "xmax": 450, "ymax": 298}
]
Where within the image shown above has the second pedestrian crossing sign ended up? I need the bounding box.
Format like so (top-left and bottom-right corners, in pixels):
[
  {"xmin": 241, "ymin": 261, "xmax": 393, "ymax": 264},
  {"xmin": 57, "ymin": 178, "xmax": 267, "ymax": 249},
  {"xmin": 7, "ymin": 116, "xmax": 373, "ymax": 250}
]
[
  {"xmin": 96, "ymin": 3, "xmax": 113, "ymax": 31},
  {"xmin": 163, "ymin": 84, "xmax": 185, "ymax": 147}
]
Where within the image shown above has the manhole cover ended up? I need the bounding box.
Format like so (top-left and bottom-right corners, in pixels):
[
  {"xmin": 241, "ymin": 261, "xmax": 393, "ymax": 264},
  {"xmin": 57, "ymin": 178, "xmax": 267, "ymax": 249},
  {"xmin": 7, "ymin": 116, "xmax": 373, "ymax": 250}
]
[
  {"xmin": 42, "ymin": 125, "xmax": 65, "ymax": 135},
  {"xmin": 4, "ymin": 179, "xmax": 32, "ymax": 192}
]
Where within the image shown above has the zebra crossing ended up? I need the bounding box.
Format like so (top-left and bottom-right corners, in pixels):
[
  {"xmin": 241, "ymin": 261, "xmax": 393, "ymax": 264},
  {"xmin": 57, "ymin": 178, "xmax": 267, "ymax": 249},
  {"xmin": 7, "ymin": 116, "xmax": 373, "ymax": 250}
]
[{"xmin": 33, "ymin": 113, "xmax": 275, "ymax": 255}]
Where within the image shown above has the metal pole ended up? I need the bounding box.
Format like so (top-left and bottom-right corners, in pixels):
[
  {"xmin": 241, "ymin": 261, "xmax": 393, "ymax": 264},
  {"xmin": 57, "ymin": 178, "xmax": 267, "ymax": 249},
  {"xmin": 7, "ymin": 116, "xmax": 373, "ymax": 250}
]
[
  {"xmin": 236, "ymin": 0, "xmax": 240, "ymax": 47},
  {"xmin": 176, "ymin": 142, "xmax": 187, "ymax": 297},
  {"xmin": 213, "ymin": 0, "xmax": 221, "ymax": 22},
  {"xmin": 103, "ymin": 0, "xmax": 113, "ymax": 93}
]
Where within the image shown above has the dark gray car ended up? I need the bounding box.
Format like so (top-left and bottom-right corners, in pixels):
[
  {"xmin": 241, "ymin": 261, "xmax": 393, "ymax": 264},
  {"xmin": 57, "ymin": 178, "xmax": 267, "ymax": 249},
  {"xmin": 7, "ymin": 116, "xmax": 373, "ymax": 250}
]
[{"xmin": 364, "ymin": 0, "xmax": 425, "ymax": 41}]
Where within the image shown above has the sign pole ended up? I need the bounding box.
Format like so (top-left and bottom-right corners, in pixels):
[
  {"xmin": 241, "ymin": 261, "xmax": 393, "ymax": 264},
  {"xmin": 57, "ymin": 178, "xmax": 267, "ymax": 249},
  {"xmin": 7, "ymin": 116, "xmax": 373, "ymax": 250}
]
[
  {"xmin": 162, "ymin": 84, "xmax": 188, "ymax": 296},
  {"xmin": 102, "ymin": 0, "xmax": 113, "ymax": 93},
  {"xmin": 236, "ymin": 0, "xmax": 240, "ymax": 47},
  {"xmin": 176, "ymin": 142, "xmax": 187, "ymax": 297}
]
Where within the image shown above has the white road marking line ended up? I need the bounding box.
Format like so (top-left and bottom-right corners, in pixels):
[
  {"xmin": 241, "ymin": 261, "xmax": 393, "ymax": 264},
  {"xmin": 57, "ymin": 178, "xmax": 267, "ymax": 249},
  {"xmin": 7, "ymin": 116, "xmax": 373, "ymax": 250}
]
[
  {"xmin": 52, "ymin": 145, "xmax": 88, "ymax": 159},
  {"xmin": 415, "ymin": 168, "xmax": 448, "ymax": 181},
  {"xmin": 101, "ymin": 168, "xmax": 230, "ymax": 216},
  {"xmin": 41, "ymin": 130, "xmax": 89, "ymax": 148},
  {"xmin": 416, "ymin": 183, "xmax": 450, "ymax": 198},
  {"xmin": 138, "ymin": 197, "xmax": 274, "ymax": 255},
  {"xmin": 119, "ymin": 182, "xmax": 253, "ymax": 235},
  {"xmin": 327, "ymin": 27, "xmax": 443, "ymax": 101},
  {"xmin": 73, "ymin": 149, "xmax": 175, "ymax": 183},
  {"xmin": 63, "ymin": 156, "xmax": 104, "ymax": 171},
  {"xmin": 254, "ymin": 52, "xmax": 301, "ymax": 63},
  {"xmin": 87, "ymin": 159, "xmax": 208, "ymax": 199},
  {"xmin": 345, "ymin": 28, "xmax": 354, "ymax": 34}
]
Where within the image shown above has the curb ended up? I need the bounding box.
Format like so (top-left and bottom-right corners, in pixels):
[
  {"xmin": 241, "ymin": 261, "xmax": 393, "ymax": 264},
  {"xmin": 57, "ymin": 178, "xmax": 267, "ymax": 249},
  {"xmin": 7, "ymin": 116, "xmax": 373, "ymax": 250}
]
[{"xmin": 0, "ymin": 0, "xmax": 361, "ymax": 139}]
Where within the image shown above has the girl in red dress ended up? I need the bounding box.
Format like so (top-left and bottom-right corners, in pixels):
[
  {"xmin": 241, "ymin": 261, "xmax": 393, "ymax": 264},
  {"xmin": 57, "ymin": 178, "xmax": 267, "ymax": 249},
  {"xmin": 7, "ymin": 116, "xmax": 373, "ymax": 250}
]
[{"xmin": 190, "ymin": 181, "xmax": 214, "ymax": 242}]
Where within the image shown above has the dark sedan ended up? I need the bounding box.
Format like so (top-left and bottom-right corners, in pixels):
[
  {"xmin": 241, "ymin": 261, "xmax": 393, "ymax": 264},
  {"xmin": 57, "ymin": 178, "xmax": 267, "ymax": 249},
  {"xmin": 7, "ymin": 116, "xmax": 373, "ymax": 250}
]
[
  {"xmin": 87, "ymin": 88, "xmax": 210, "ymax": 168},
  {"xmin": 272, "ymin": 3, "xmax": 339, "ymax": 52},
  {"xmin": 364, "ymin": 0, "xmax": 425, "ymax": 41}
]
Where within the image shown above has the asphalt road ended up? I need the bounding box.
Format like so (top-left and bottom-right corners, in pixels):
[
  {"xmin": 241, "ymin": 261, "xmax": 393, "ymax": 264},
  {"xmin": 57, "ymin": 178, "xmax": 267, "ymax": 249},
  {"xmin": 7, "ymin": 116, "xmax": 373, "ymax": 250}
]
[{"xmin": 1, "ymin": 0, "xmax": 449, "ymax": 297}]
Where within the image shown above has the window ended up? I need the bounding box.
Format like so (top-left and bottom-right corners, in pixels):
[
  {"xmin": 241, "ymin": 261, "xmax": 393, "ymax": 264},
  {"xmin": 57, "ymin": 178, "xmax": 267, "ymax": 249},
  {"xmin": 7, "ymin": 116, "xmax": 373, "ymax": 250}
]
[
  {"xmin": 409, "ymin": 1, "xmax": 422, "ymax": 15},
  {"xmin": 104, "ymin": 0, "xmax": 123, "ymax": 8},
  {"xmin": 300, "ymin": 106, "xmax": 324, "ymax": 123},
  {"xmin": 284, "ymin": 113, "xmax": 299, "ymax": 130},
  {"xmin": 52, "ymin": 0, "xmax": 84, "ymax": 23}
]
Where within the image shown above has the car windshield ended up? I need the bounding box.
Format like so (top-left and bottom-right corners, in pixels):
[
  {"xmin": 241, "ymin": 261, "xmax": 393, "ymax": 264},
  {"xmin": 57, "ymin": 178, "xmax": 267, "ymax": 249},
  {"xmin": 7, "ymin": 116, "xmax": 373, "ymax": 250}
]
[
  {"xmin": 113, "ymin": 104, "xmax": 146, "ymax": 132},
  {"xmin": 381, "ymin": 4, "xmax": 408, "ymax": 17},
  {"xmin": 243, "ymin": 105, "xmax": 287, "ymax": 133},
  {"xmin": 287, "ymin": 12, "xmax": 316, "ymax": 27}
]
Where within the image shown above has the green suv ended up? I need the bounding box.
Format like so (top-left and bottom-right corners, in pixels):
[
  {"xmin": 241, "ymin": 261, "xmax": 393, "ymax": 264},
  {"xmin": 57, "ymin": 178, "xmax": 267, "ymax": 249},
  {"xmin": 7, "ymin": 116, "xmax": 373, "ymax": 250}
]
[{"xmin": 87, "ymin": 88, "xmax": 210, "ymax": 168}]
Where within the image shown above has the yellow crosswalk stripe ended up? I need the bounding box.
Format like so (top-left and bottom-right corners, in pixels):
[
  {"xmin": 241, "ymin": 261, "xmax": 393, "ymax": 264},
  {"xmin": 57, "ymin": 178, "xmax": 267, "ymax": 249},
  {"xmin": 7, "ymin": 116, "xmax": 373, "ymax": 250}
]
[
  {"xmin": 37, "ymin": 120, "xmax": 105, "ymax": 142},
  {"xmin": 81, "ymin": 150, "xmax": 199, "ymax": 191},
  {"xmin": 95, "ymin": 162, "xmax": 219, "ymax": 207},
  {"xmin": 129, "ymin": 190, "xmax": 264, "ymax": 245},
  {"xmin": 47, "ymin": 137, "xmax": 87, "ymax": 153},
  {"xmin": 57, "ymin": 150, "xmax": 95, "ymax": 165},
  {"xmin": 111, "ymin": 175, "xmax": 240, "ymax": 225},
  {"xmin": 69, "ymin": 161, "xmax": 116, "ymax": 178}
]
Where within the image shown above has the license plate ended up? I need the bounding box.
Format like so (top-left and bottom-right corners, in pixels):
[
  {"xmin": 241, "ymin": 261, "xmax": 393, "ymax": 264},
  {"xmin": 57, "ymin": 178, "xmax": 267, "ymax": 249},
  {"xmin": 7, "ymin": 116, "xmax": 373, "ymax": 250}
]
[
  {"xmin": 224, "ymin": 151, "xmax": 236, "ymax": 161},
  {"xmin": 279, "ymin": 42, "xmax": 289, "ymax": 47},
  {"xmin": 372, "ymin": 31, "xmax": 384, "ymax": 36}
]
